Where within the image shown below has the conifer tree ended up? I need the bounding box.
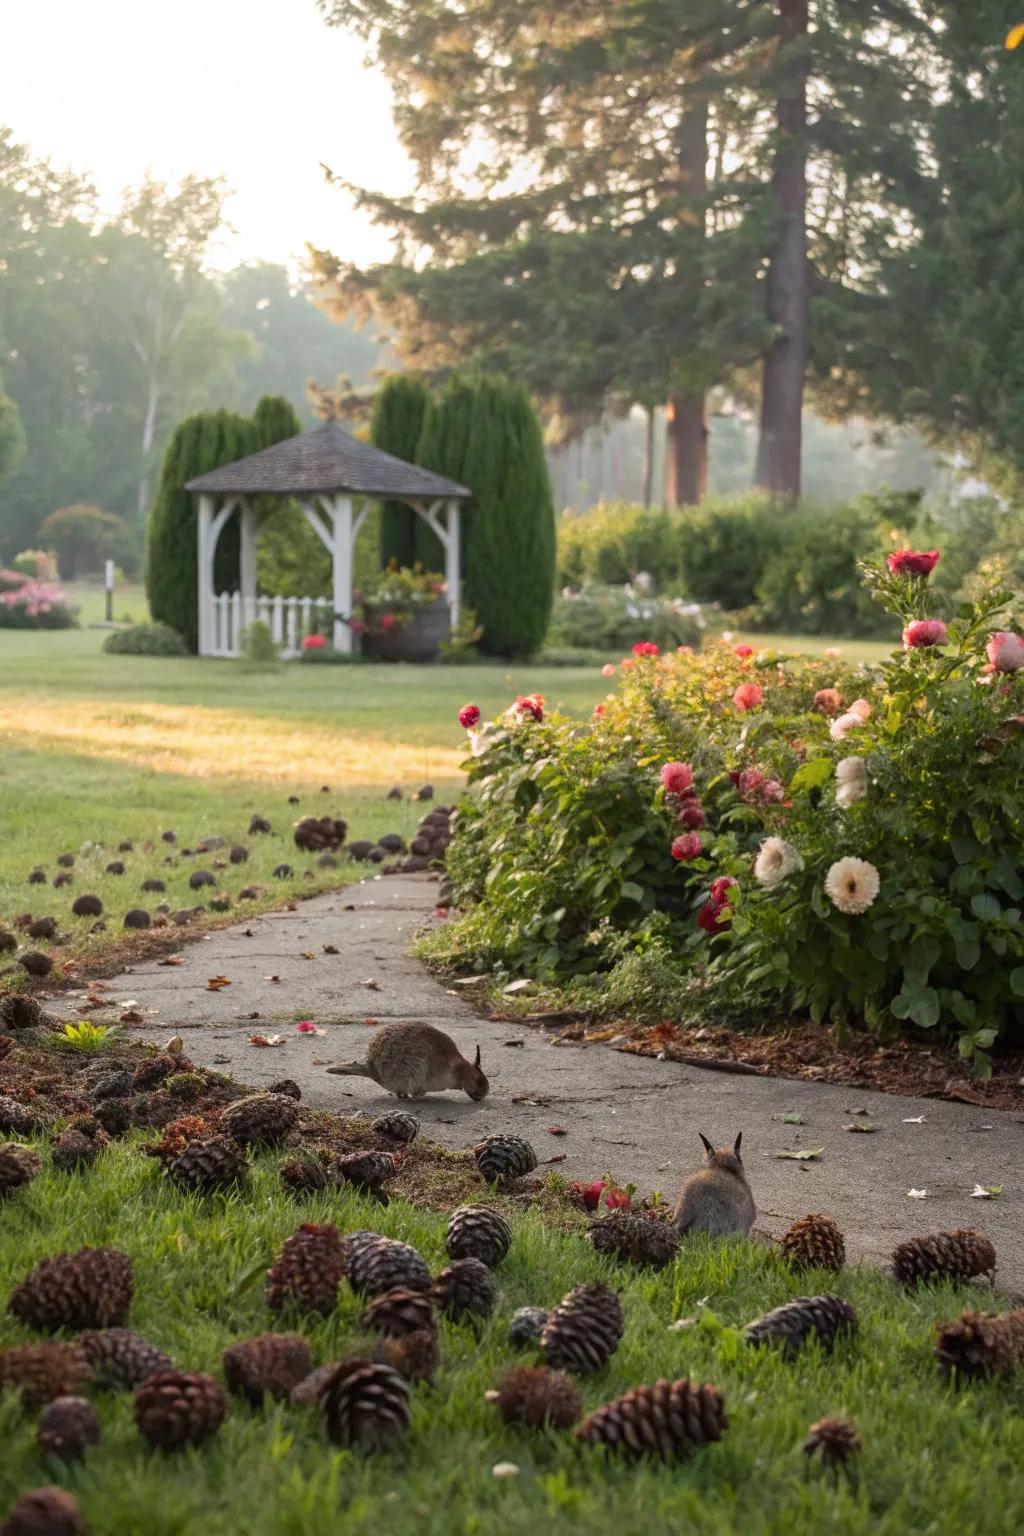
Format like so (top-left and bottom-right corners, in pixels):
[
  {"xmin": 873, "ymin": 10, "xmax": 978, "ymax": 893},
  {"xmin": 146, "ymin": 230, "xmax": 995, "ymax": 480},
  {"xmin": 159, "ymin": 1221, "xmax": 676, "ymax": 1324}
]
[{"xmin": 370, "ymin": 374, "xmax": 433, "ymax": 566}]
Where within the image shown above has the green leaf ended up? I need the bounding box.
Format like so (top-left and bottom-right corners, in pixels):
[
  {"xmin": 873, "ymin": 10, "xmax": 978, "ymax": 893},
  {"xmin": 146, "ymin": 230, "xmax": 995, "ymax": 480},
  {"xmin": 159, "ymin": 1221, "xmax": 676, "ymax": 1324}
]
[
  {"xmin": 619, "ymin": 881, "xmax": 644, "ymax": 904},
  {"xmin": 950, "ymin": 829, "xmax": 977, "ymax": 865},
  {"xmin": 1011, "ymin": 967, "xmax": 1024, "ymax": 997},
  {"xmin": 970, "ymin": 892, "xmax": 1001, "ymax": 922},
  {"xmin": 788, "ymin": 758, "xmax": 833, "ymax": 794},
  {"xmin": 907, "ymin": 987, "xmax": 940, "ymax": 1028}
]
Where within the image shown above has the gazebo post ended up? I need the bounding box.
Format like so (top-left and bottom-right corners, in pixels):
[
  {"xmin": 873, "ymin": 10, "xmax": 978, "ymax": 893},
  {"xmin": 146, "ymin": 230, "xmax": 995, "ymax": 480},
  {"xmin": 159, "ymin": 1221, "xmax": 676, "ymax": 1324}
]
[
  {"xmin": 329, "ymin": 494, "xmax": 354, "ymax": 653},
  {"xmin": 197, "ymin": 494, "xmax": 213, "ymax": 656},
  {"xmin": 239, "ymin": 496, "xmax": 258, "ymax": 635},
  {"xmin": 447, "ymin": 498, "xmax": 461, "ymax": 633}
]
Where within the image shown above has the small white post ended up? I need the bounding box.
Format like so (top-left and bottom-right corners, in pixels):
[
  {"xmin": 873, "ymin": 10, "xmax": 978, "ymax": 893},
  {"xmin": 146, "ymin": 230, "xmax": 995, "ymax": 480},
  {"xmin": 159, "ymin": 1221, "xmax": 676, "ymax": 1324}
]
[
  {"xmin": 447, "ymin": 499, "xmax": 461, "ymax": 635},
  {"xmin": 230, "ymin": 592, "xmax": 242, "ymax": 655},
  {"xmin": 104, "ymin": 559, "xmax": 115, "ymax": 623},
  {"xmin": 197, "ymin": 495, "xmax": 213, "ymax": 655},
  {"xmin": 330, "ymin": 494, "xmax": 354, "ymax": 653},
  {"xmin": 271, "ymin": 593, "xmax": 284, "ymax": 648}
]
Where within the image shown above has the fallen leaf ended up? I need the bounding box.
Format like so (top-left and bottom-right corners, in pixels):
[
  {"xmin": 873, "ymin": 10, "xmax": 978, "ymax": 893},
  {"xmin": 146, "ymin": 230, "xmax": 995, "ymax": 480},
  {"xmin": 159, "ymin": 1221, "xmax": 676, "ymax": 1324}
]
[
  {"xmin": 243, "ymin": 928, "xmax": 255, "ymax": 938},
  {"xmin": 903, "ymin": 1116, "xmax": 926, "ymax": 1124},
  {"xmin": 119, "ymin": 1010, "xmax": 144, "ymax": 1025},
  {"xmin": 969, "ymin": 1184, "xmax": 1002, "ymax": 1199},
  {"xmin": 322, "ymin": 944, "xmax": 339, "ymax": 955},
  {"xmin": 775, "ymin": 1147, "xmax": 824, "ymax": 1161},
  {"xmin": 907, "ymin": 1188, "xmax": 928, "ymax": 1199},
  {"xmin": 264, "ymin": 975, "xmax": 281, "ymax": 984},
  {"xmin": 452, "ymin": 976, "xmax": 486, "ymax": 986},
  {"xmin": 365, "ymin": 1017, "xmax": 380, "ymax": 1027},
  {"xmin": 158, "ymin": 956, "xmax": 185, "ymax": 967},
  {"xmin": 361, "ymin": 978, "xmax": 381, "ymax": 990},
  {"xmin": 776, "ymin": 1113, "xmax": 805, "ymax": 1125},
  {"xmin": 492, "ymin": 1463, "xmax": 519, "ymax": 1480},
  {"xmin": 942, "ymin": 1080, "xmax": 987, "ymax": 1107},
  {"xmin": 503, "ymin": 979, "xmax": 533, "ymax": 994},
  {"xmin": 844, "ymin": 1123, "xmax": 879, "ymax": 1134},
  {"xmin": 301, "ymin": 951, "xmax": 316, "ymax": 961},
  {"xmin": 502, "ymin": 1039, "xmax": 525, "ymax": 1048},
  {"xmin": 206, "ymin": 976, "xmax": 232, "ymax": 991},
  {"xmin": 244, "ymin": 1012, "xmax": 262, "ymax": 1020},
  {"xmin": 436, "ymin": 1117, "xmax": 455, "ymax": 1125},
  {"xmin": 164, "ymin": 1036, "xmax": 184, "ymax": 1055},
  {"xmin": 542, "ymin": 1153, "xmax": 567, "ymax": 1164},
  {"xmin": 248, "ymin": 1033, "xmax": 285, "ymax": 1048},
  {"xmin": 487, "ymin": 1012, "xmax": 513, "ymax": 1022},
  {"xmin": 846, "ymin": 1106, "xmax": 871, "ymax": 1116},
  {"xmin": 968, "ymin": 1124, "xmax": 994, "ymax": 1132},
  {"xmin": 547, "ymin": 1126, "xmax": 568, "ymax": 1136}
]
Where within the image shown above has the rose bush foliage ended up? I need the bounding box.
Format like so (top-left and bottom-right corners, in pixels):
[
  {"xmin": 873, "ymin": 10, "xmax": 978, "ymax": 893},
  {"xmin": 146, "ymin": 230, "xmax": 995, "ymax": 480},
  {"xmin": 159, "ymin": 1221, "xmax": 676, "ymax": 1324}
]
[{"xmin": 442, "ymin": 562, "xmax": 1024, "ymax": 1068}]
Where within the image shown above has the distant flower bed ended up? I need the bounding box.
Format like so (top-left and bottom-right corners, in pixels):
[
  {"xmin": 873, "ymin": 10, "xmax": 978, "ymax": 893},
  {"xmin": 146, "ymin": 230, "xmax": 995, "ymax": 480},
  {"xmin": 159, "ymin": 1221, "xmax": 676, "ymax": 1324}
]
[
  {"xmin": 0, "ymin": 569, "xmax": 76, "ymax": 629},
  {"xmin": 439, "ymin": 555, "xmax": 1024, "ymax": 1068}
]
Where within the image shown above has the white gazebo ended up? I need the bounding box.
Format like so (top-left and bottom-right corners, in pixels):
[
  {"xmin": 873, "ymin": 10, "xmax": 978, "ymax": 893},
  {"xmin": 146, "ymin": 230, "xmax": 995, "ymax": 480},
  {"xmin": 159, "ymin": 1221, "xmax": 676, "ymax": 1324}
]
[{"xmin": 186, "ymin": 419, "xmax": 471, "ymax": 658}]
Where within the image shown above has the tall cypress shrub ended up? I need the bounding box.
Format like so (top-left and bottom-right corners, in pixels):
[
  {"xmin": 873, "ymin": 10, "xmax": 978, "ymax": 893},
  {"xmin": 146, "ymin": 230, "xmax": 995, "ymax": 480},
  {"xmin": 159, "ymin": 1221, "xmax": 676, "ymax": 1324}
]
[
  {"xmin": 419, "ymin": 374, "xmax": 555, "ymax": 657},
  {"xmin": 370, "ymin": 375, "xmax": 433, "ymax": 568}
]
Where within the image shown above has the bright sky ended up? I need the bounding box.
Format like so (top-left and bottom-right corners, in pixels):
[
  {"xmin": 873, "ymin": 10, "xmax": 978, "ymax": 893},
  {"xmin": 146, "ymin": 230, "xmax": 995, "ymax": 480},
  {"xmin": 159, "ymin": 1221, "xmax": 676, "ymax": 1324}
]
[{"xmin": 0, "ymin": 0, "xmax": 412, "ymax": 272}]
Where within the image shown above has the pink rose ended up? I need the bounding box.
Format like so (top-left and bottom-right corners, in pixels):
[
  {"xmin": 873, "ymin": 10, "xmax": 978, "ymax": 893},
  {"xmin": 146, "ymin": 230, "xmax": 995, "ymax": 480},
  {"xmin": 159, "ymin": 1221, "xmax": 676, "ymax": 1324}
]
[
  {"xmin": 887, "ymin": 549, "xmax": 939, "ymax": 577},
  {"xmin": 458, "ymin": 704, "xmax": 481, "ymax": 729},
  {"xmin": 678, "ymin": 802, "xmax": 706, "ymax": 831},
  {"xmin": 734, "ymin": 644, "xmax": 754, "ymax": 659},
  {"xmin": 632, "ymin": 641, "xmax": 659, "ymax": 656},
  {"xmin": 987, "ymin": 632, "xmax": 1024, "ymax": 673},
  {"xmin": 903, "ymin": 619, "xmax": 948, "ymax": 648},
  {"xmin": 849, "ymin": 698, "xmax": 872, "ymax": 721},
  {"xmin": 594, "ymin": 703, "xmax": 606, "ymax": 717},
  {"xmin": 296, "ymin": 1020, "xmax": 317, "ymax": 1034},
  {"xmin": 661, "ymin": 761, "xmax": 694, "ymax": 795},
  {"xmin": 301, "ymin": 634, "xmax": 327, "ymax": 651},
  {"xmin": 677, "ymin": 644, "xmax": 694, "ymax": 656},
  {"xmin": 515, "ymin": 693, "xmax": 544, "ymax": 722},
  {"xmin": 601, "ymin": 663, "xmax": 616, "ymax": 677},
  {"xmin": 379, "ymin": 612, "xmax": 398, "ymax": 631},
  {"xmin": 671, "ymin": 833, "xmax": 702, "ymax": 862},
  {"xmin": 732, "ymin": 682, "xmax": 764, "ymax": 712}
]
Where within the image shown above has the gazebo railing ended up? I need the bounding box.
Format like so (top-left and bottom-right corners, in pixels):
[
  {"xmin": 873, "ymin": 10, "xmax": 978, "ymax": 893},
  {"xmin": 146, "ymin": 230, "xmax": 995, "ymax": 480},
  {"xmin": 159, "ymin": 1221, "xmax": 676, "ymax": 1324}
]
[{"xmin": 207, "ymin": 592, "xmax": 335, "ymax": 659}]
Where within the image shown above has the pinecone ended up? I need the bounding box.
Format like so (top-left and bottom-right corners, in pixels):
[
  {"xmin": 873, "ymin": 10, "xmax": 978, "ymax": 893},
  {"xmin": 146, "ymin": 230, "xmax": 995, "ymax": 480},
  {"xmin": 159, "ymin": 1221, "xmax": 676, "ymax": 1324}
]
[
  {"xmin": 346, "ymin": 1237, "xmax": 431, "ymax": 1299},
  {"xmin": 0, "ymin": 1344, "xmax": 91, "ymax": 1408},
  {"xmin": 77, "ymin": 1329, "xmax": 173, "ymax": 1390},
  {"xmin": 266, "ymin": 1224, "xmax": 344, "ymax": 1314},
  {"xmin": 318, "ymin": 1358, "xmax": 410, "ymax": 1451},
  {"xmin": 51, "ymin": 1130, "xmax": 101, "ymax": 1173},
  {"xmin": 496, "ymin": 1365, "xmax": 582, "ymax": 1429},
  {"xmin": 745, "ymin": 1295, "xmax": 858, "ymax": 1358},
  {"xmin": 91, "ymin": 1099, "xmax": 132, "ymax": 1138},
  {"xmin": 279, "ymin": 1155, "xmax": 331, "ymax": 1198},
  {"xmin": 222, "ymin": 1333, "xmax": 313, "ymax": 1405},
  {"xmin": 473, "ymin": 1134, "xmax": 537, "ymax": 1185},
  {"xmin": 373, "ymin": 1110, "xmax": 419, "ymax": 1145},
  {"xmin": 166, "ymin": 1135, "xmax": 249, "ymax": 1192},
  {"xmin": 0, "ymin": 1096, "xmax": 38, "ymax": 1135},
  {"xmin": 133, "ymin": 1369, "xmax": 229, "ymax": 1449},
  {"xmin": 8, "ymin": 1248, "xmax": 133, "ymax": 1332},
  {"xmin": 338, "ymin": 1229, "xmax": 387, "ymax": 1272},
  {"xmin": 0, "ymin": 1142, "xmax": 41, "ymax": 1196},
  {"xmin": 780, "ymin": 1214, "xmax": 846, "ymax": 1274},
  {"xmin": 267, "ymin": 1079, "xmax": 300, "ymax": 1099},
  {"xmin": 576, "ymin": 1378, "xmax": 727, "ymax": 1458},
  {"xmin": 934, "ymin": 1308, "xmax": 1024, "ymax": 1381},
  {"xmin": 445, "ymin": 1204, "xmax": 512, "ymax": 1267},
  {"xmin": 803, "ymin": 1416, "xmax": 861, "ymax": 1470},
  {"xmin": 508, "ymin": 1306, "xmax": 549, "ymax": 1347},
  {"xmin": 334, "ymin": 1151, "xmax": 398, "ymax": 1194},
  {"xmin": 0, "ymin": 1488, "xmax": 90, "ymax": 1536},
  {"xmin": 586, "ymin": 1212, "xmax": 681, "ymax": 1269},
  {"xmin": 432, "ymin": 1258, "xmax": 496, "ymax": 1321},
  {"xmin": 133, "ymin": 1055, "xmax": 176, "ymax": 1090},
  {"xmin": 361, "ymin": 1287, "xmax": 436, "ymax": 1338},
  {"xmin": 36, "ymin": 1397, "xmax": 101, "ymax": 1463},
  {"xmin": 893, "ymin": 1229, "xmax": 996, "ymax": 1287},
  {"xmin": 541, "ymin": 1283, "xmax": 624, "ymax": 1375},
  {"xmin": 372, "ymin": 1328, "xmax": 439, "ymax": 1385},
  {"xmin": 220, "ymin": 1092, "xmax": 299, "ymax": 1147}
]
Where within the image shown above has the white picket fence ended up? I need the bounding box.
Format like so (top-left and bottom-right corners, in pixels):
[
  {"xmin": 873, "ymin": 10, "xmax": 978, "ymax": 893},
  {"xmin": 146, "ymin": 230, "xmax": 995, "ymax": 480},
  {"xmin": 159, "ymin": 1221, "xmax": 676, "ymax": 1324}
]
[{"xmin": 206, "ymin": 592, "xmax": 335, "ymax": 659}]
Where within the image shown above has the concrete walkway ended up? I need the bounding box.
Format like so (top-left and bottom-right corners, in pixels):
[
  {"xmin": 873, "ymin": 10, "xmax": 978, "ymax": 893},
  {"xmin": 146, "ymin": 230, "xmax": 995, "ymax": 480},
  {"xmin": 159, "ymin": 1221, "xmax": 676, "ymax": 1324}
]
[{"xmin": 48, "ymin": 876, "xmax": 1024, "ymax": 1291}]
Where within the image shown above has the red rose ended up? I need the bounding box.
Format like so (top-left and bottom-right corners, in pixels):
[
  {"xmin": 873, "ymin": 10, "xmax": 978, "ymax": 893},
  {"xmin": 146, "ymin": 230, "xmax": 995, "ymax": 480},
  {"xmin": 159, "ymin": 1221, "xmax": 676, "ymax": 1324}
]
[
  {"xmin": 698, "ymin": 899, "xmax": 732, "ymax": 933},
  {"xmin": 902, "ymin": 619, "xmax": 948, "ymax": 648},
  {"xmin": 732, "ymin": 681, "xmax": 764, "ymax": 712},
  {"xmin": 734, "ymin": 644, "xmax": 754, "ymax": 658},
  {"xmin": 887, "ymin": 549, "xmax": 940, "ymax": 577},
  {"xmin": 631, "ymin": 641, "xmax": 660, "ymax": 656},
  {"xmin": 727, "ymin": 769, "xmax": 741, "ymax": 786},
  {"xmin": 515, "ymin": 693, "xmax": 544, "ymax": 722},
  {"xmin": 301, "ymin": 634, "xmax": 327, "ymax": 651},
  {"xmin": 671, "ymin": 833, "xmax": 702, "ymax": 862},
  {"xmin": 379, "ymin": 612, "xmax": 398, "ymax": 631},
  {"xmin": 678, "ymin": 802, "xmax": 706, "ymax": 831},
  {"xmin": 458, "ymin": 704, "xmax": 481, "ymax": 729},
  {"xmin": 660, "ymin": 761, "xmax": 693, "ymax": 795},
  {"xmin": 710, "ymin": 876, "xmax": 737, "ymax": 904}
]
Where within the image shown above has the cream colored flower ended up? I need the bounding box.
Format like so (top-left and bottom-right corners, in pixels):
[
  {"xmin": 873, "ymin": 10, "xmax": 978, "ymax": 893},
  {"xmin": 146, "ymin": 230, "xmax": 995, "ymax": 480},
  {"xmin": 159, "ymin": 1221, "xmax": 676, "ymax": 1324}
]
[
  {"xmin": 849, "ymin": 698, "xmax": 872, "ymax": 721},
  {"xmin": 829, "ymin": 711, "xmax": 862, "ymax": 742},
  {"xmin": 825, "ymin": 856, "xmax": 880, "ymax": 915},
  {"xmin": 754, "ymin": 836, "xmax": 804, "ymax": 889},
  {"xmin": 835, "ymin": 755, "xmax": 868, "ymax": 809}
]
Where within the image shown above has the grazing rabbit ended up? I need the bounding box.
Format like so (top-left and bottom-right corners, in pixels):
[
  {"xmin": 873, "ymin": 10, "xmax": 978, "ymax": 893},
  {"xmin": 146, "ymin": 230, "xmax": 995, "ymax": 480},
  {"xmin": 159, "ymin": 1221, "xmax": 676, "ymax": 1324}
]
[
  {"xmin": 671, "ymin": 1132, "xmax": 756, "ymax": 1237},
  {"xmin": 326, "ymin": 1022, "xmax": 489, "ymax": 1100}
]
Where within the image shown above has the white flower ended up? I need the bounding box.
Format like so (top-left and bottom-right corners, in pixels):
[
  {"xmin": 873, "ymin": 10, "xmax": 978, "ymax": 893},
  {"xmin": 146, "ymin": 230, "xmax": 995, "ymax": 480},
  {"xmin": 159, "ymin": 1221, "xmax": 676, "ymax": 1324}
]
[
  {"xmin": 835, "ymin": 755, "xmax": 868, "ymax": 809},
  {"xmin": 824, "ymin": 856, "xmax": 880, "ymax": 915},
  {"xmin": 754, "ymin": 836, "xmax": 804, "ymax": 889}
]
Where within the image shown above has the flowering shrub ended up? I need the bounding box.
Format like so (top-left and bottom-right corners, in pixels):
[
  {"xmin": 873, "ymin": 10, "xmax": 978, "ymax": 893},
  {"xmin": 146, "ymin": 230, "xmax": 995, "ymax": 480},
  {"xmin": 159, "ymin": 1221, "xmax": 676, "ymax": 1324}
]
[
  {"xmin": 355, "ymin": 561, "xmax": 446, "ymax": 636},
  {"xmin": 438, "ymin": 558, "xmax": 1024, "ymax": 1067},
  {"xmin": 548, "ymin": 581, "xmax": 708, "ymax": 655},
  {"xmin": 0, "ymin": 570, "xmax": 76, "ymax": 629}
]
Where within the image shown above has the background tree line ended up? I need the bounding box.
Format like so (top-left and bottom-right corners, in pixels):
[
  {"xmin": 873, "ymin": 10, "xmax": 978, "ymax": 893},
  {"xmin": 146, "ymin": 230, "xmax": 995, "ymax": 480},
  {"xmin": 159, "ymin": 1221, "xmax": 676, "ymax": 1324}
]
[{"xmin": 0, "ymin": 127, "xmax": 379, "ymax": 561}]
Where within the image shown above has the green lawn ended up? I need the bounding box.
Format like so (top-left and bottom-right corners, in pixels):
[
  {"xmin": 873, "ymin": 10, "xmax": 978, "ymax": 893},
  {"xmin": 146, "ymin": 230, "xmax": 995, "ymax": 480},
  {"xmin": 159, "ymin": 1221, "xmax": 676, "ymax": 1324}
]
[{"xmin": 0, "ymin": 1135, "xmax": 1020, "ymax": 1536}]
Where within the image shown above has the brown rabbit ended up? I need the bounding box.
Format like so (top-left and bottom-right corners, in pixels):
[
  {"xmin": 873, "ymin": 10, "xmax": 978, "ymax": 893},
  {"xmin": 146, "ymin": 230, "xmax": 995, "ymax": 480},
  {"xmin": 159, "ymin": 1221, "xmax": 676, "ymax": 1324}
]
[
  {"xmin": 325, "ymin": 1022, "xmax": 489, "ymax": 1100},
  {"xmin": 671, "ymin": 1132, "xmax": 755, "ymax": 1237}
]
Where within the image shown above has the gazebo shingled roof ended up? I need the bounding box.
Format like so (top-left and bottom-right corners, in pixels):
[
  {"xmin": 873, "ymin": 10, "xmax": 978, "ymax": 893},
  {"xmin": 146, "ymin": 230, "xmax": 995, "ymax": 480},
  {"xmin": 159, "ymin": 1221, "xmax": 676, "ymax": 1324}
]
[{"xmin": 186, "ymin": 419, "xmax": 471, "ymax": 500}]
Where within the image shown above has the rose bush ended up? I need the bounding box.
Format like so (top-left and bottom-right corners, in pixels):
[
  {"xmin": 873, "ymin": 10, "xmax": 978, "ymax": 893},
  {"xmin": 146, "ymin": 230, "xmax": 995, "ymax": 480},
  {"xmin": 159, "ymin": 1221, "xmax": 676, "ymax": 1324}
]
[
  {"xmin": 0, "ymin": 569, "xmax": 76, "ymax": 629},
  {"xmin": 436, "ymin": 559, "xmax": 1024, "ymax": 1068}
]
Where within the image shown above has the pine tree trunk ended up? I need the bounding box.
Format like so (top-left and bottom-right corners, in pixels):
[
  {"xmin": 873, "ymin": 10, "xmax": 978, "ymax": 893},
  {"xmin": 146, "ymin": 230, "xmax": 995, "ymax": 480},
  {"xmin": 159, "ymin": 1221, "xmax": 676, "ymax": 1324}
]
[
  {"xmin": 642, "ymin": 407, "xmax": 655, "ymax": 506},
  {"xmin": 755, "ymin": 0, "xmax": 809, "ymax": 501},
  {"xmin": 665, "ymin": 101, "xmax": 709, "ymax": 508}
]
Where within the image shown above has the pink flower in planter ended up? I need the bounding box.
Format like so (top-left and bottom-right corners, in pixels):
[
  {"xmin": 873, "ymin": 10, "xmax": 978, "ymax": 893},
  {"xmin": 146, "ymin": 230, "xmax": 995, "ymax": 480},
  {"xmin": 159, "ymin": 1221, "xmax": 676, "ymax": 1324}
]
[
  {"xmin": 732, "ymin": 681, "xmax": 764, "ymax": 712},
  {"xmin": 601, "ymin": 663, "xmax": 616, "ymax": 677},
  {"xmin": 661, "ymin": 761, "xmax": 693, "ymax": 795},
  {"xmin": 631, "ymin": 641, "xmax": 659, "ymax": 656},
  {"xmin": 987, "ymin": 632, "xmax": 1024, "ymax": 673},
  {"xmin": 903, "ymin": 619, "xmax": 948, "ymax": 648},
  {"xmin": 458, "ymin": 704, "xmax": 481, "ymax": 729},
  {"xmin": 671, "ymin": 833, "xmax": 702, "ymax": 862},
  {"xmin": 379, "ymin": 612, "xmax": 398, "ymax": 631},
  {"xmin": 301, "ymin": 634, "xmax": 326, "ymax": 652},
  {"xmin": 887, "ymin": 549, "xmax": 940, "ymax": 577},
  {"xmin": 678, "ymin": 802, "xmax": 706, "ymax": 831}
]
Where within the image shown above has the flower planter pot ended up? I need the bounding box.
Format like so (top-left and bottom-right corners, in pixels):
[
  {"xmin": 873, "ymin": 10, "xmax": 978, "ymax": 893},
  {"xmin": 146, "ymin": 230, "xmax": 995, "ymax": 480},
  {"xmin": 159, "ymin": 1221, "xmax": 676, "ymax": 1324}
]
[{"xmin": 364, "ymin": 599, "xmax": 451, "ymax": 663}]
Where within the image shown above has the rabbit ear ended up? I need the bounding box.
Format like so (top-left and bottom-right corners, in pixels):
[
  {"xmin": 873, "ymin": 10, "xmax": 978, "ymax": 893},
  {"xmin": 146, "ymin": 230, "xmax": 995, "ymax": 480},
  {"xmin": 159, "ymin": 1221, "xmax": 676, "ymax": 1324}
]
[
  {"xmin": 474, "ymin": 1045, "xmax": 481, "ymax": 1069},
  {"xmin": 733, "ymin": 1131, "xmax": 743, "ymax": 1157},
  {"xmin": 699, "ymin": 1133, "xmax": 715, "ymax": 1158}
]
